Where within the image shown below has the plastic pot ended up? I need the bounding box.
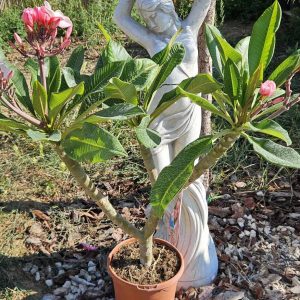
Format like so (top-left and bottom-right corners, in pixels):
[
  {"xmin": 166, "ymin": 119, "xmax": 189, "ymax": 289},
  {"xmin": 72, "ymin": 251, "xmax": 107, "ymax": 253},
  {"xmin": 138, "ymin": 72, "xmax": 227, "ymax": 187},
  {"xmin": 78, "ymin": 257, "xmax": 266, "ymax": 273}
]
[{"xmin": 108, "ymin": 238, "xmax": 184, "ymax": 300}]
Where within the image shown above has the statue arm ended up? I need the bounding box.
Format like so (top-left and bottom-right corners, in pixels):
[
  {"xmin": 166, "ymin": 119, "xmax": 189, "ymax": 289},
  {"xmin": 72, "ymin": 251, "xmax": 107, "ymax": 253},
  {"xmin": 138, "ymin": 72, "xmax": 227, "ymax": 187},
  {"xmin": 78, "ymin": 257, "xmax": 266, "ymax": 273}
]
[
  {"xmin": 182, "ymin": 0, "xmax": 212, "ymax": 36},
  {"xmin": 113, "ymin": 0, "xmax": 154, "ymax": 50}
]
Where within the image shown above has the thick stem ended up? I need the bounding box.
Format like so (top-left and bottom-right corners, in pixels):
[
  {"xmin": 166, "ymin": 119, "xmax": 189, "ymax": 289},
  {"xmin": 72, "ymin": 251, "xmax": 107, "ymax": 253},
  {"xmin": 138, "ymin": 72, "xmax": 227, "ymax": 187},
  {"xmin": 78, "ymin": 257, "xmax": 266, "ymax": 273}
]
[
  {"xmin": 38, "ymin": 57, "xmax": 48, "ymax": 116},
  {"xmin": 188, "ymin": 132, "xmax": 240, "ymax": 185},
  {"xmin": 139, "ymin": 144, "xmax": 158, "ymax": 185},
  {"xmin": 139, "ymin": 236, "xmax": 153, "ymax": 267},
  {"xmin": 54, "ymin": 144, "xmax": 143, "ymax": 240},
  {"xmin": 0, "ymin": 94, "xmax": 42, "ymax": 127}
]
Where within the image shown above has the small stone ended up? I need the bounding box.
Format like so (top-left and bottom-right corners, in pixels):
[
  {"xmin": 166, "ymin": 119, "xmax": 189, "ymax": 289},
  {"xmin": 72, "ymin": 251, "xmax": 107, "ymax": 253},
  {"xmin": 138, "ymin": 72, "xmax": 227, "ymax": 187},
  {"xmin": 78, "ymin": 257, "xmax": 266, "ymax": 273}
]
[
  {"xmin": 65, "ymin": 293, "xmax": 75, "ymax": 300},
  {"xmin": 35, "ymin": 272, "xmax": 41, "ymax": 281},
  {"xmin": 256, "ymin": 191, "xmax": 264, "ymax": 197},
  {"xmin": 23, "ymin": 263, "xmax": 33, "ymax": 272},
  {"xmin": 30, "ymin": 265, "xmax": 39, "ymax": 275},
  {"xmin": 45, "ymin": 279, "xmax": 53, "ymax": 287},
  {"xmin": 53, "ymin": 287, "xmax": 68, "ymax": 296},
  {"xmin": 250, "ymin": 230, "xmax": 256, "ymax": 238},
  {"xmin": 95, "ymin": 271, "xmax": 101, "ymax": 278},
  {"xmin": 228, "ymin": 219, "xmax": 236, "ymax": 225},
  {"xmin": 237, "ymin": 218, "xmax": 245, "ymax": 228},
  {"xmin": 84, "ymin": 274, "xmax": 92, "ymax": 282},
  {"xmin": 250, "ymin": 223, "xmax": 257, "ymax": 230},
  {"xmin": 88, "ymin": 266, "xmax": 96, "ymax": 273},
  {"xmin": 88, "ymin": 261, "xmax": 96, "ymax": 268},
  {"xmin": 239, "ymin": 232, "xmax": 245, "ymax": 238},
  {"xmin": 63, "ymin": 281, "xmax": 72, "ymax": 289},
  {"xmin": 290, "ymin": 286, "xmax": 300, "ymax": 294},
  {"xmin": 223, "ymin": 194, "xmax": 231, "ymax": 200},
  {"xmin": 244, "ymin": 230, "xmax": 250, "ymax": 236},
  {"xmin": 41, "ymin": 294, "xmax": 57, "ymax": 300},
  {"xmin": 264, "ymin": 225, "xmax": 271, "ymax": 235},
  {"xmin": 55, "ymin": 262, "xmax": 62, "ymax": 268},
  {"xmin": 79, "ymin": 284, "xmax": 87, "ymax": 293},
  {"xmin": 97, "ymin": 279, "xmax": 105, "ymax": 289},
  {"xmin": 71, "ymin": 286, "xmax": 79, "ymax": 293},
  {"xmin": 62, "ymin": 263, "xmax": 74, "ymax": 270},
  {"xmin": 57, "ymin": 269, "xmax": 65, "ymax": 276}
]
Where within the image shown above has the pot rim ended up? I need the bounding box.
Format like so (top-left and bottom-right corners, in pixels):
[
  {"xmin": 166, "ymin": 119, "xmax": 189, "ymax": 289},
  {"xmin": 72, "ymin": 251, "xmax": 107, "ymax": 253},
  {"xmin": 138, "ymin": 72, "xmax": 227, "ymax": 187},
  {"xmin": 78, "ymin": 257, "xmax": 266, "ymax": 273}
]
[{"xmin": 107, "ymin": 237, "xmax": 184, "ymax": 289}]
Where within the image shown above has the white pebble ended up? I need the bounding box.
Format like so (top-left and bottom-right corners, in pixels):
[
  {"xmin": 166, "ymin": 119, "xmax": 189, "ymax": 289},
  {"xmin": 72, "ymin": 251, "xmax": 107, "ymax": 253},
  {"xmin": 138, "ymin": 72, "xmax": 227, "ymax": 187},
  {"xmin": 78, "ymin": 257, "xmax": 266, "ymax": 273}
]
[
  {"xmin": 237, "ymin": 218, "xmax": 245, "ymax": 228},
  {"xmin": 53, "ymin": 287, "xmax": 68, "ymax": 296},
  {"xmin": 88, "ymin": 266, "xmax": 97, "ymax": 273},
  {"xmin": 244, "ymin": 230, "xmax": 250, "ymax": 236},
  {"xmin": 256, "ymin": 191, "xmax": 264, "ymax": 197},
  {"xmin": 250, "ymin": 230, "xmax": 256, "ymax": 238},
  {"xmin": 264, "ymin": 226, "xmax": 271, "ymax": 235},
  {"xmin": 65, "ymin": 293, "xmax": 75, "ymax": 300},
  {"xmin": 88, "ymin": 261, "xmax": 96, "ymax": 267},
  {"xmin": 239, "ymin": 232, "xmax": 245, "ymax": 238},
  {"xmin": 30, "ymin": 265, "xmax": 38, "ymax": 275},
  {"xmin": 35, "ymin": 272, "xmax": 41, "ymax": 281},
  {"xmin": 97, "ymin": 279, "xmax": 105, "ymax": 289},
  {"xmin": 45, "ymin": 279, "xmax": 53, "ymax": 287},
  {"xmin": 41, "ymin": 294, "xmax": 56, "ymax": 300},
  {"xmin": 63, "ymin": 281, "xmax": 72, "ymax": 289},
  {"xmin": 55, "ymin": 262, "xmax": 62, "ymax": 268}
]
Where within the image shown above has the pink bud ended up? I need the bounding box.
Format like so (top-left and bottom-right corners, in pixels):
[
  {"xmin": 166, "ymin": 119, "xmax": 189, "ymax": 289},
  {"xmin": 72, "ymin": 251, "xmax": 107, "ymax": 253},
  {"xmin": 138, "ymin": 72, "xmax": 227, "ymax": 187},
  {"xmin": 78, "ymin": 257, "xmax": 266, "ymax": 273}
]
[
  {"xmin": 22, "ymin": 8, "xmax": 35, "ymax": 28},
  {"xmin": 259, "ymin": 80, "xmax": 276, "ymax": 97},
  {"xmin": 14, "ymin": 33, "xmax": 23, "ymax": 46}
]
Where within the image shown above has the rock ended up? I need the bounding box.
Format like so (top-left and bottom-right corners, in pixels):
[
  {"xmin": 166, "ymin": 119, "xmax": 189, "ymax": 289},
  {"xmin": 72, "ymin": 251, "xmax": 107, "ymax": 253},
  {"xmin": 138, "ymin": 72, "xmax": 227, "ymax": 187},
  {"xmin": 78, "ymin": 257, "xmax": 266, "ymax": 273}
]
[
  {"xmin": 63, "ymin": 280, "xmax": 72, "ymax": 289},
  {"xmin": 57, "ymin": 269, "xmax": 65, "ymax": 276},
  {"xmin": 261, "ymin": 274, "xmax": 281, "ymax": 286},
  {"xmin": 97, "ymin": 279, "xmax": 105, "ymax": 289},
  {"xmin": 35, "ymin": 272, "xmax": 41, "ymax": 281},
  {"xmin": 289, "ymin": 213, "xmax": 300, "ymax": 219},
  {"xmin": 244, "ymin": 230, "xmax": 250, "ymax": 236},
  {"xmin": 45, "ymin": 279, "xmax": 53, "ymax": 287},
  {"xmin": 65, "ymin": 294, "xmax": 75, "ymax": 300},
  {"xmin": 23, "ymin": 263, "xmax": 33, "ymax": 272},
  {"xmin": 79, "ymin": 283, "xmax": 87, "ymax": 293},
  {"xmin": 55, "ymin": 262, "xmax": 62, "ymax": 268},
  {"xmin": 53, "ymin": 287, "xmax": 68, "ymax": 296},
  {"xmin": 70, "ymin": 275, "xmax": 96, "ymax": 287},
  {"xmin": 239, "ymin": 232, "xmax": 245, "ymax": 239},
  {"xmin": 290, "ymin": 286, "xmax": 300, "ymax": 294},
  {"xmin": 88, "ymin": 261, "xmax": 96, "ymax": 267},
  {"xmin": 264, "ymin": 225, "xmax": 271, "ymax": 235},
  {"xmin": 214, "ymin": 291, "xmax": 245, "ymax": 300},
  {"xmin": 256, "ymin": 191, "xmax": 264, "ymax": 197},
  {"xmin": 237, "ymin": 218, "xmax": 245, "ymax": 228},
  {"xmin": 88, "ymin": 266, "xmax": 96, "ymax": 273},
  {"xmin": 41, "ymin": 294, "xmax": 57, "ymax": 300},
  {"xmin": 228, "ymin": 219, "xmax": 236, "ymax": 225},
  {"xmin": 30, "ymin": 265, "xmax": 39, "ymax": 275},
  {"xmin": 250, "ymin": 230, "xmax": 256, "ymax": 238}
]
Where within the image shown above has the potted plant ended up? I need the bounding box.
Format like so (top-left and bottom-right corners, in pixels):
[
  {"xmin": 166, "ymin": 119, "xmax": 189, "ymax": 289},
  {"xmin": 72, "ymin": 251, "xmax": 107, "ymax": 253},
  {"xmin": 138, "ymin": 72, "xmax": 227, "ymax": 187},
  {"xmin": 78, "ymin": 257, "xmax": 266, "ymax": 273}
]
[{"xmin": 0, "ymin": 1, "xmax": 300, "ymax": 299}]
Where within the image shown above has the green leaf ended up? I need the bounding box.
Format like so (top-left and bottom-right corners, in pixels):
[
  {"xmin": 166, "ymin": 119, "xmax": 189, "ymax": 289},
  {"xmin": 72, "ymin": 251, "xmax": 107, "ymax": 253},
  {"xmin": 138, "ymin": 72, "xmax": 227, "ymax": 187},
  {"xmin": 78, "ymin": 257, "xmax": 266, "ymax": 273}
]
[
  {"xmin": 0, "ymin": 113, "xmax": 29, "ymax": 133},
  {"xmin": 32, "ymin": 80, "xmax": 48, "ymax": 120},
  {"xmin": 235, "ymin": 36, "xmax": 251, "ymax": 69},
  {"xmin": 104, "ymin": 77, "xmax": 138, "ymax": 105},
  {"xmin": 97, "ymin": 22, "xmax": 111, "ymax": 42},
  {"xmin": 85, "ymin": 103, "xmax": 146, "ymax": 123},
  {"xmin": 62, "ymin": 67, "xmax": 77, "ymax": 88},
  {"xmin": 246, "ymin": 119, "xmax": 291, "ymax": 145},
  {"xmin": 176, "ymin": 87, "xmax": 229, "ymax": 120},
  {"xmin": 25, "ymin": 58, "xmax": 39, "ymax": 87},
  {"xmin": 26, "ymin": 129, "xmax": 61, "ymax": 142},
  {"xmin": 152, "ymin": 74, "xmax": 222, "ymax": 119},
  {"xmin": 150, "ymin": 136, "xmax": 213, "ymax": 217},
  {"xmin": 78, "ymin": 61, "xmax": 125, "ymax": 115},
  {"xmin": 61, "ymin": 123, "xmax": 127, "ymax": 163},
  {"xmin": 248, "ymin": 1, "xmax": 282, "ymax": 75},
  {"xmin": 120, "ymin": 59, "xmax": 159, "ymax": 91},
  {"xmin": 269, "ymin": 49, "xmax": 300, "ymax": 87},
  {"xmin": 246, "ymin": 135, "xmax": 300, "ymax": 168},
  {"xmin": 145, "ymin": 43, "xmax": 185, "ymax": 106},
  {"xmin": 135, "ymin": 116, "xmax": 161, "ymax": 148},
  {"xmin": 205, "ymin": 24, "xmax": 224, "ymax": 76},
  {"xmin": 96, "ymin": 40, "xmax": 131, "ymax": 69},
  {"xmin": 48, "ymin": 56, "xmax": 61, "ymax": 94},
  {"xmin": 206, "ymin": 24, "xmax": 242, "ymax": 73},
  {"xmin": 244, "ymin": 64, "xmax": 263, "ymax": 107},
  {"xmin": 224, "ymin": 59, "xmax": 241, "ymax": 102},
  {"xmin": 66, "ymin": 45, "xmax": 85, "ymax": 73},
  {"xmin": 49, "ymin": 82, "xmax": 84, "ymax": 124}
]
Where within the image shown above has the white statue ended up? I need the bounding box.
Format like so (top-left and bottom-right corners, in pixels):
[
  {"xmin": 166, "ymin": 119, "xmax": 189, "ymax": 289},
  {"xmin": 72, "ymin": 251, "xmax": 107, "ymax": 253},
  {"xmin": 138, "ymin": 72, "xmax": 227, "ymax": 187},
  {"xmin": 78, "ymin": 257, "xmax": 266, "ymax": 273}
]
[{"xmin": 114, "ymin": 0, "xmax": 218, "ymax": 288}]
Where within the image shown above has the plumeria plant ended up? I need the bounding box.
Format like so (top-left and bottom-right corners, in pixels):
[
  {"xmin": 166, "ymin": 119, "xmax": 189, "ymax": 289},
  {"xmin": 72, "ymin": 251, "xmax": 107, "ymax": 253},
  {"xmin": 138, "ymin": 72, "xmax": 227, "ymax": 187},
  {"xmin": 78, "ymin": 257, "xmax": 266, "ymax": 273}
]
[{"xmin": 0, "ymin": 0, "xmax": 300, "ymax": 273}]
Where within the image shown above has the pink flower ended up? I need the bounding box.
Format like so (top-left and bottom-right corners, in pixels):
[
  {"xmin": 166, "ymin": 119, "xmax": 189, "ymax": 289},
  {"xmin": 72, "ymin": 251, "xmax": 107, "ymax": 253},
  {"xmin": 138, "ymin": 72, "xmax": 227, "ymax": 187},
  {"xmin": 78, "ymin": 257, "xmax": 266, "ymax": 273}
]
[
  {"xmin": 80, "ymin": 243, "xmax": 98, "ymax": 251},
  {"xmin": 259, "ymin": 80, "xmax": 276, "ymax": 97},
  {"xmin": 0, "ymin": 62, "xmax": 13, "ymax": 90}
]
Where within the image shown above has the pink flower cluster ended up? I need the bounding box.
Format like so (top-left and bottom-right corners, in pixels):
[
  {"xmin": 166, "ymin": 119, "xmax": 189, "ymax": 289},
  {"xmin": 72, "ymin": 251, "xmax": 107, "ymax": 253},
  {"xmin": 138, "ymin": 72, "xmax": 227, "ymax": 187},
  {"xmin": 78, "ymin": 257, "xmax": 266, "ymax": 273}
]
[{"xmin": 12, "ymin": 1, "xmax": 73, "ymax": 58}]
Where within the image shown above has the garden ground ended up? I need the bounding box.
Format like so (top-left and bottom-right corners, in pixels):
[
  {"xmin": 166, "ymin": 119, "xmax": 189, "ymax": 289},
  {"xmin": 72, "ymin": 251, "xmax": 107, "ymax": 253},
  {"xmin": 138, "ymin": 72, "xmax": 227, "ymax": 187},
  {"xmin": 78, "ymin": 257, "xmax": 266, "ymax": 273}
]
[{"xmin": 0, "ymin": 20, "xmax": 299, "ymax": 300}]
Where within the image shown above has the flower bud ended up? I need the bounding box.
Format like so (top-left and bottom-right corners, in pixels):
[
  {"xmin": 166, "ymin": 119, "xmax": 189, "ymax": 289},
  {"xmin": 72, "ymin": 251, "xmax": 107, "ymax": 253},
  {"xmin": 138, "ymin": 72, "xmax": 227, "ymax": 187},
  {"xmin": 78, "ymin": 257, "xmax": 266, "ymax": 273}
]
[{"xmin": 259, "ymin": 80, "xmax": 276, "ymax": 97}]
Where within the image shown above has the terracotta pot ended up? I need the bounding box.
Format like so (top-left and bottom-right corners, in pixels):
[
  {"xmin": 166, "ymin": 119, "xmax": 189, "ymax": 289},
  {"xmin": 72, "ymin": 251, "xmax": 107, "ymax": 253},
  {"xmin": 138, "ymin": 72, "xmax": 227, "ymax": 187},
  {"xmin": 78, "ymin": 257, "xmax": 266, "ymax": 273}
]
[{"xmin": 108, "ymin": 238, "xmax": 184, "ymax": 300}]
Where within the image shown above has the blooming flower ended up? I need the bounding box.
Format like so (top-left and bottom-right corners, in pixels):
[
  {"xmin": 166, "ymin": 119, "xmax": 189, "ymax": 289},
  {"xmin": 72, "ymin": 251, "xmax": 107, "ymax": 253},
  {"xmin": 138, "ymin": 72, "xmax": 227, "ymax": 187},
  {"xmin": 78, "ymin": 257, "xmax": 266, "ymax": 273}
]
[
  {"xmin": 14, "ymin": 2, "xmax": 73, "ymax": 58},
  {"xmin": 259, "ymin": 80, "xmax": 277, "ymax": 97}
]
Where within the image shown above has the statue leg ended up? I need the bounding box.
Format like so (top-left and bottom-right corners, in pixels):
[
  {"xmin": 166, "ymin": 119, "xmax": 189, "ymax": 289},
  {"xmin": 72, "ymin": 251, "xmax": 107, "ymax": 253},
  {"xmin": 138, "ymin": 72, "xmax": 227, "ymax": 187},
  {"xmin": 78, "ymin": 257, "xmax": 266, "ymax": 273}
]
[{"xmin": 155, "ymin": 108, "xmax": 218, "ymax": 288}]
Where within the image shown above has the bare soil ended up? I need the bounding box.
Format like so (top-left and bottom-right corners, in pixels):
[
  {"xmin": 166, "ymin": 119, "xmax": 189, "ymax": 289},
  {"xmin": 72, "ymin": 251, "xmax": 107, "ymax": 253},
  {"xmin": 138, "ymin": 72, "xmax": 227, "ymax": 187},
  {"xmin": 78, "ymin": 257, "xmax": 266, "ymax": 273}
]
[{"xmin": 111, "ymin": 241, "xmax": 180, "ymax": 285}]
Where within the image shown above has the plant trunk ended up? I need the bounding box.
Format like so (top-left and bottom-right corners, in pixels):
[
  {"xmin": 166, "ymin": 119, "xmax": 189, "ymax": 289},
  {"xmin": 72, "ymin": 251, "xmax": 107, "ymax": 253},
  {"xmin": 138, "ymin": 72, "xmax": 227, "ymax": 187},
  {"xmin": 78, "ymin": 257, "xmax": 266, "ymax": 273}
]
[
  {"xmin": 54, "ymin": 144, "xmax": 142, "ymax": 240},
  {"xmin": 188, "ymin": 132, "xmax": 240, "ymax": 185},
  {"xmin": 198, "ymin": 0, "xmax": 216, "ymax": 190}
]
